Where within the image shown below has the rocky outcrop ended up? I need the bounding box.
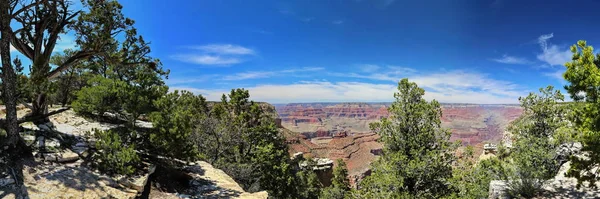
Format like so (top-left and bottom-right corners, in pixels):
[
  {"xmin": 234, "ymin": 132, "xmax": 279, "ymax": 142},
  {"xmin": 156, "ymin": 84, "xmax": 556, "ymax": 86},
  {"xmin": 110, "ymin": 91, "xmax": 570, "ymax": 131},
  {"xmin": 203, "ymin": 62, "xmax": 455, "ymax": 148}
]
[
  {"xmin": 488, "ymin": 161, "xmax": 600, "ymax": 199},
  {"xmin": 284, "ymin": 128, "xmax": 382, "ymax": 186},
  {"xmin": 149, "ymin": 161, "xmax": 268, "ymax": 199},
  {"xmin": 0, "ymin": 107, "xmax": 268, "ymax": 199}
]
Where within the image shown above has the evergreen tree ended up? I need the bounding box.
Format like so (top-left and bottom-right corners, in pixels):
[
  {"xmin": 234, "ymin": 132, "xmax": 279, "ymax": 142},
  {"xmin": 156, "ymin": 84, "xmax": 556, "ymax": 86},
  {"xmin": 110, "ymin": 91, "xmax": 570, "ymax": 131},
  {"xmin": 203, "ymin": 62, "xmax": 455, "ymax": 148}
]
[
  {"xmin": 148, "ymin": 90, "xmax": 207, "ymax": 160},
  {"xmin": 502, "ymin": 86, "xmax": 567, "ymax": 198},
  {"xmin": 195, "ymin": 89, "xmax": 300, "ymax": 197},
  {"xmin": 563, "ymin": 40, "xmax": 600, "ymax": 188},
  {"xmin": 355, "ymin": 78, "xmax": 457, "ymax": 198},
  {"xmin": 320, "ymin": 159, "xmax": 350, "ymax": 199}
]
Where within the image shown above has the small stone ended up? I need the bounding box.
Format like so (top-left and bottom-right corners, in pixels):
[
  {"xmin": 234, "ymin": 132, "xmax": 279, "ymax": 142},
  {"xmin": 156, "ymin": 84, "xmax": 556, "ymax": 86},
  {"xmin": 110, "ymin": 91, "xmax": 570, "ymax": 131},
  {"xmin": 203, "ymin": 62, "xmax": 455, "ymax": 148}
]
[
  {"xmin": 44, "ymin": 153, "xmax": 58, "ymax": 162},
  {"xmin": 57, "ymin": 150, "xmax": 79, "ymax": 163}
]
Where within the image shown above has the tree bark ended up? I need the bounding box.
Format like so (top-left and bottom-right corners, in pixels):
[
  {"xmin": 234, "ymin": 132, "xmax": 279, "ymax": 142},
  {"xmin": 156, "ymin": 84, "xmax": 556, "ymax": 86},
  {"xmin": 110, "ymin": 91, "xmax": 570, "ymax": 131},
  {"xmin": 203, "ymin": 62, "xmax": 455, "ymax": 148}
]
[{"xmin": 0, "ymin": 0, "xmax": 21, "ymax": 151}]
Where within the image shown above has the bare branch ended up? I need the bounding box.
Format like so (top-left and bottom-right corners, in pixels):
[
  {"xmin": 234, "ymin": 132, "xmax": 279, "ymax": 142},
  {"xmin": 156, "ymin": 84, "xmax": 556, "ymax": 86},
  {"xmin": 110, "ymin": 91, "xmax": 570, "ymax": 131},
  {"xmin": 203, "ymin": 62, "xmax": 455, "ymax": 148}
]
[
  {"xmin": 10, "ymin": 0, "xmax": 46, "ymax": 18},
  {"xmin": 47, "ymin": 50, "xmax": 97, "ymax": 79}
]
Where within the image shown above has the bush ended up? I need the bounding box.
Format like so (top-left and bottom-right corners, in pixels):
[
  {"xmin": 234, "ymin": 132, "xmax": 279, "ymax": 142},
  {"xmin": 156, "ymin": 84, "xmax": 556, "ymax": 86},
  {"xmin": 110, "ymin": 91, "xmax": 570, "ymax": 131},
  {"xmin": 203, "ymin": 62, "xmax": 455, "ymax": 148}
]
[
  {"xmin": 92, "ymin": 129, "xmax": 140, "ymax": 176},
  {"xmin": 72, "ymin": 76, "xmax": 127, "ymax": 115},
  {"xmin": 149, "ymin": 90, "xmax": 207, "ymax": 160}
]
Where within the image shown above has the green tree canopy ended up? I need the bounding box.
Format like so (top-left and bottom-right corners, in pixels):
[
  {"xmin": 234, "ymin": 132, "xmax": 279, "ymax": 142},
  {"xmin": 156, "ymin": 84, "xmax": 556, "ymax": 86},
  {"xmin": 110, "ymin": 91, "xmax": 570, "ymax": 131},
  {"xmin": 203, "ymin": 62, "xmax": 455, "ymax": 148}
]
[
  {"xmin": 320, "ymin": 159, "xmax": 350, "ymax": 199},
  {"xmin": 563, "ymin": 40, "xmax": 600, "ymax": 187},
  {"xmin": 355, "ymin": 78, "xmax": 457, "ymax": 198}
]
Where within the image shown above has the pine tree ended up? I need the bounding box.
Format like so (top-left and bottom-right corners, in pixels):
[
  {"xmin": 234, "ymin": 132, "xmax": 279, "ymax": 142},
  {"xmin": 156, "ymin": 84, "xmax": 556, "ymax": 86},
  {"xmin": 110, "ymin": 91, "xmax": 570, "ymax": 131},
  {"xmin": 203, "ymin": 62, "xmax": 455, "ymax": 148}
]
[
  {"xmin": 563, "ymin": 40, "xmax": 600, "ymax": 188},
  {"xmin": 320, "ymin": 159, "xmax": 350, "ymax": 199},
  {"xmin": 355, "ymin": 78, "xmax": 457, "ymax": 198}
]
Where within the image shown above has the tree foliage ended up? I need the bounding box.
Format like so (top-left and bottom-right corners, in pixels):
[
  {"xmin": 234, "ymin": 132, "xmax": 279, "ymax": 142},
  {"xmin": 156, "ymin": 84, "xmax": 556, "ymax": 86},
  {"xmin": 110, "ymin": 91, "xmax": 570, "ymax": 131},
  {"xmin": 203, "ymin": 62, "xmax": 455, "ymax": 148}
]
[
  {"xmin": 447, "ymin": 148, "xmax": 507, "ymax": 199},
  {"xmin": 497, "ymin": 86, "xmax": 567, "ymax": 198},
  {"xmin": 148, "ymin": 90, "xmax": 207, "ymax": 160},
  {"xmin": 320, "ymin": 159, "xmax": 350, "ymax": 199},
  {"xmin": 198, "ymin": 89, "xmax": 296, "ymax": 196},
  {"xmin": 355, "ymin": 78, "xmax": 457, "ymax": 198},
  {"xmin": 91, "ymin": 129, "xmax": 140, "ymax": 176},
  {"xmin": 563, "ymin": 40, "xmax": 600, "ymax": 188}
]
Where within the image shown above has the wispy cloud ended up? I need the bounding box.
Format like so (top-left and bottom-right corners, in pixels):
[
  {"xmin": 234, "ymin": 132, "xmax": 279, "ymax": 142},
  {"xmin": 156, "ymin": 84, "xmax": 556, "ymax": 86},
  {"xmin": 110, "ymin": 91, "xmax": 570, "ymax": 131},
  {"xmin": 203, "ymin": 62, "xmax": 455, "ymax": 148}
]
[
  {"xmin": 170, "ymin": 54, "xmax": 242, "ymax": 65},
  {"xmin": 543, "ymin": 69, "xmax": 566, "ymax": 84},
  {"xmin": 189, "ymin": 44, "xmax": 255, "ymax": 55},
  {"xmin": 332, "ymin": 20, "xmax": 344, "ymax": 25},
  {"xmin": 359, "ymin": 64, "xmax": 380, "ymax": 73},
  {"xmin": 410, "ymin": 71, "xmax": 524, "ymax": 100},
  {"xmin": 331, "ymin": 65, "xmax": 417, "ymax": 82},
  {"xmin": 222, "ymin": 67, "xmax": 324, "ymax": 81},
  {"xmin": 172, "ymin": 44, "xmax": 255, "ymax": 66},
  {"xmin": 536, "ymin": 33, "xmax": 572, "ymax": 66},
  {"xmin": 176, "ymin": 69, "xmax": 526, "ymax": 104},
  {"xmin": 491, "ymin": 54, "xmax": 531, "ymax": 64}
]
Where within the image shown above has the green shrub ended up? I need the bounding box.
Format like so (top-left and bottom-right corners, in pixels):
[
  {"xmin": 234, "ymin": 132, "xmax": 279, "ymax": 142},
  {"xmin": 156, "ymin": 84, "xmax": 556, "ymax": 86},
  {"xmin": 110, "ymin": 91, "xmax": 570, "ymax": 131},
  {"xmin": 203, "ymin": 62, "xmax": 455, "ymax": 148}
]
[
  {"xmin": 72, "ymin": 76, "xmax": 127, "ymax": 115},
  {"xmin": 92, "ymin": 129, "xmax": 140, "ymax": 176},
  {"xmin": 149, "ymin": 90, "xmax": 207, "ymax": 160}
]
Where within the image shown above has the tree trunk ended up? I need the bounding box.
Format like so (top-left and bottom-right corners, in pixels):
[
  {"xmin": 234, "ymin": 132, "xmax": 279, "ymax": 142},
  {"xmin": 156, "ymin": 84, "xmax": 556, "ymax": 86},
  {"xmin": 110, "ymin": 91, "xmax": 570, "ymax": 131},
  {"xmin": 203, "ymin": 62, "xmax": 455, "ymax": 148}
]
[
  {"xmin": 0, "ymin": 0, "xmax": 21, "ymax": 152},
  {"xmin": 31, "ymin": 93, "xmax": 49, "ymax": 124}
]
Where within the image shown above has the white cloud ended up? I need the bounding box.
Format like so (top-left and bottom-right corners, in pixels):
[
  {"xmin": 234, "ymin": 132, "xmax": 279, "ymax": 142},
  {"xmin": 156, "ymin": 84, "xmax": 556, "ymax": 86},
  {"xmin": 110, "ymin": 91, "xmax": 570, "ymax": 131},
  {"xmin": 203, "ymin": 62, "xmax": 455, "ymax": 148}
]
[
  {"xmin": 222, "ymin": 67, "xmax": 324, "ymax": 81},
  {"xmin": 410, "ymin": 71, "xmax": 524, "ymax": 100},
  {"xmin": 491, "ymin": 54, "xmax": 531, "ymax": 64},
  {"xmin": 543, "ymin": 69, "xmax": 566, "ymax": 84},
  {"xmin": 536, "ymin": 33, "xmax": 572, "ymax": 66},
  {"xmin": 330, "ymin": 65, "xmax": 416, "ymax": 82},
  {"xmin": 190, "ymin": 44, "xmax": 254, "ymax": 55},
  {"xmin": 174, "ymin": 70, "xmax": 525, "ymax": 104},
  {"xmin": 173, "ymin": 44, "xmax": 255, "ymax": 66},
  {"xmin": 359, "ymin": 64, "xmax": 380, "ymax": 72},
  {"xmin": 170, "ymin": 54, "xmax": 241, "ymax": 65}
]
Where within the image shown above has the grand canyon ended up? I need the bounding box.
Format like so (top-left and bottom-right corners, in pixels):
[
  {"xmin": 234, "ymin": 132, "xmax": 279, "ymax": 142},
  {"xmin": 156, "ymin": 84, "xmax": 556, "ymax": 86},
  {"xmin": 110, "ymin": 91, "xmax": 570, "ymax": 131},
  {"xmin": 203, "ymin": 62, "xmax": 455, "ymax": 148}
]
[{"xmin": 275, "ymin": 103, "xmax": 523, "ymax": 185}]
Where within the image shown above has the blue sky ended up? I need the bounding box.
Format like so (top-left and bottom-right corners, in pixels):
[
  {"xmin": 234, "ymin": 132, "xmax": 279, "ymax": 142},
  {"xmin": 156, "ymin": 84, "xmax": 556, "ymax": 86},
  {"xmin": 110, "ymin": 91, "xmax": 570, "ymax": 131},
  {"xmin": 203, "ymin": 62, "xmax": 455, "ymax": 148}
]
[{"xmin": 14, "ymin": 0, "xmax": 600, "ymax": 104}]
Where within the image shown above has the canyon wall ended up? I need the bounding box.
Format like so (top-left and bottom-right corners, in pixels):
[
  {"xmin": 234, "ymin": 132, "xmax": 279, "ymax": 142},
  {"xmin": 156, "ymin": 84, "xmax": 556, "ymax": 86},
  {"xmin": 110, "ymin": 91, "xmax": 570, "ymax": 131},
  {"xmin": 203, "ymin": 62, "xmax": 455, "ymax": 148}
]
[
  {"xmin": 276, "ymin": 103, "xmax": 522, "ymax": 146},
  {"xmin": 277, "ymin": 103, "xmax": 523, "ymax": 186}
]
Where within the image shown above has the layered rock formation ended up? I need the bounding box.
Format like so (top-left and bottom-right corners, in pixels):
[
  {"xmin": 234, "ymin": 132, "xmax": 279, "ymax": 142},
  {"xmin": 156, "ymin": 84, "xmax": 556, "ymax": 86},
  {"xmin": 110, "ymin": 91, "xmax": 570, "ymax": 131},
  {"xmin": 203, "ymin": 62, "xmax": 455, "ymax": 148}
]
[
  {"xmin": 281, "ymin": 127, "xmax": 382, "ymax": 186},
  {"xmin": 277, "ymin": 102, "xmax": 523, "ymax": 186},
  {"xmin": 277, "ymin": 103, "xmax": 523, "ymax": 146}
]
